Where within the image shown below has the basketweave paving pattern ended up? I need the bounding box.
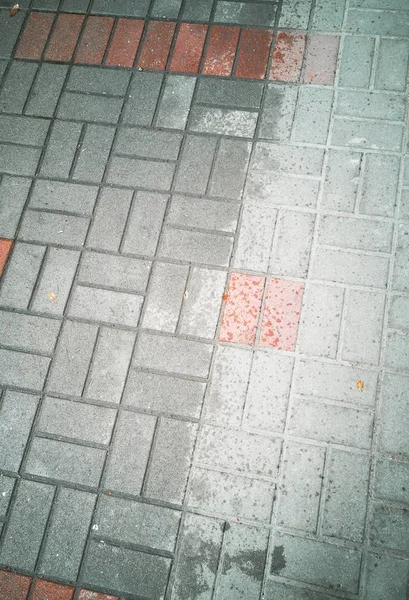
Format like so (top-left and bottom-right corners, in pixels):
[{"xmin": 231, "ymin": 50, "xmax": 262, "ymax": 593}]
[{"xmin": 0, "ymin": 0, "xmax": 409, "ymax": 599}]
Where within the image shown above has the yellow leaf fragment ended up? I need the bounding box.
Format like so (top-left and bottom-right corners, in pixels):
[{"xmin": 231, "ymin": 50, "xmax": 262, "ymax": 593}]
[
  {"xmin": 47, "ymin": 291, "xmax": 57, "ymax": 301},
  {"xmin": 356, "ymin": 380, "xmax": 364, "ymax": 392},
  {"xmin": 10, "ymin": 4, "xmax": 19, "ymax": 16}
]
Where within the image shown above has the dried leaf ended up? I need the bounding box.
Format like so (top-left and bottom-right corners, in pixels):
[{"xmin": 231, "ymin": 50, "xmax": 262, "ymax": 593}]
[
  {"xmin": 356, "ymin": 380, "xmax": 364, "ymax": 392},
  {"xmin": 222, "ymin": 293, "xmax": 229, "ymax": 301},
  {"xmin": 184, "ymin": 290, "xmax": 189, "ymax": 299},
  {"xmin": 47, "ymin": 291, "xmax": 57, "ymax": 301},
  {"xmin": 10, "ymin": 3, "xmax": 19, "ymax": 16}
]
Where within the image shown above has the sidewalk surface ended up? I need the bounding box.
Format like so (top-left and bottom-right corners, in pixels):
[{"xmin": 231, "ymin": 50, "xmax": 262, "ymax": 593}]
[{"xmin": 0, "ymin": 0, "xmax": 408, "ymax": 599}]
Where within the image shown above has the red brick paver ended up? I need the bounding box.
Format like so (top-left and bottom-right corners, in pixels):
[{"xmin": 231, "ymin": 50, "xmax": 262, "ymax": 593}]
[
  {"xmin": 105, "ymin": 18, "xmax": 144, "ymax": 67},
  {"xmin": 75, "ymin": 16, "xmax": 114, "ymax": 64},
  {"xmin": 0, "ymin": 570, "xmax": 31, "ymax": 600},
  {"xmin": 138, "ymin": 20, "xmax": 176, "ymax": 70},
  {"xmin": 270, "ymin": 31, "xmax": 306, "ymax": 82},
  {"xmin": 78, "ymin": 591, "xmax": 118, "ymax": 600},
  {"xmin": 45, "ymin": 13, "xmax": 85, "ymax": 62},
  {"xmin": 304, "ymin": 34, "xmax": 340, "ymax": 85},
  {"xmin": 260, "ymin": 278, "xmax": 304, "ymax": 351},
  {"xmin": 236, "ymin": 29, "xmax": 273, "ymax": 79},
  {"xmin": 202, "ymin": 25, "xmax": 240, "ymax": 76},
  {"xmin": 32, "ymin": 580, "xmax": 74, "ymax": 600},
  {"xmin": 170, "ymin": 23, "xmax": 207, "ymax": 73},
  {"xmin": 219, "ymin": 272, "xmax": 265, "ymax": 345},
  {"xmin": 15, "ymin": 12, "xmax": 55, "ymax": 60},
  {"xmin": 0, "ymin": 239, "xmax": 13, "ymax": 277}
]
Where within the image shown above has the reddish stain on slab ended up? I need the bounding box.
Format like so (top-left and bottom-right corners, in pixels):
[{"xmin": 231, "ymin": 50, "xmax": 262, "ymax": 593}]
[
  {"xmin": 78, "ymin": 591, "xmax": 118, "ymax": 600},
  {"xmin": 219, "ymin": 272, "xmax": 265, "ymax": 345},
  {"xmin": 0, "ymin": 570, "xmax": 32, "ymax": 600},
  {"xmin": 0, "ymin": 238, "xmax": 13, "ymax": 277},
  {"xmin": 270, "ymin": 31, "xmax": 306, "ymax": 82},
  {"xmin": 170, "ymin": 23, "xmax": 207, "ymax": 73},
  {"xmin": 202, "ymin": 25, "xmax": 240, "ymax": 76},
  {"xmin": 236, "ymin": 28, "xmax": 273, "ymax": 79},
  {"xmin": 32, "ymin": 580, "xmax": 74, "ymax": 600},
  {"xmin": 260, "ymin": 278, "xmax": 304, "ymax": 351},
  {"xmin": 304, "ymin": 34, "xmax": 340, "ymax": 85},
  {"xmin": 105, "ymin": 18, "xmax": 144, "ymax": 67},
  {"xmin": 15, "ymin": 11, "xmax": 55, "ymax": 60}
]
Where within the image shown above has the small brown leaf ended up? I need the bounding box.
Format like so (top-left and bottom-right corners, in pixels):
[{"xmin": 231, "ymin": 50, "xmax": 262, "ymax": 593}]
[
  {"xmin": 222, "ymin": 293, "xmax": 229, "ymax": 302},
  {"xmin": 10, "ymin": 4, "xmax": 19, "ymax": 16},
  {"xmin": 47, "ymin": 291, "xmax": 57, "ymax": 301},
  {"xmin": 184, "ymin": 290, "xmax": 189, "ymax": 299},
  {"xmin": 356, "ymin": 380, "xmax": 364, "ymax": 392}
]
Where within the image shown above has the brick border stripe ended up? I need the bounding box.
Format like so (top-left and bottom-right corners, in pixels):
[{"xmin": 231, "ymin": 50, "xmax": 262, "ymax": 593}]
[{"xmin": 14, "ymin": 12, "xmax": 339, "ymax": 84}]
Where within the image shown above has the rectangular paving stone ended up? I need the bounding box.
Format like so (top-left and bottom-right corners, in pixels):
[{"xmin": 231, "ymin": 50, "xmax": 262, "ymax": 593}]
[
  {"xmin": 312, "ymin": 0, "xmax": 345, "ymax": 31},
  {"xmin": 318, "ymin": 215, "xmax": 393, "ymax": 252},
  {"xmin": 30, "ymin": 179, "xmax": 98, "ymax": 216},
  {"xmin": 86, "ymin": 327, "xmax": 135, "ymax": 404},
  {"xmin": 168, "ymin": 195, "xmax": 239, "ymax": 232},
  {"xmin": 67, "ymin": 65, "xmax": 130, "ymax": 96},
  {"xmin": 189, "ymin": 106, "xmax": 258, "ymax": 138},
  {"xmin": 374, "ymin": 458, "xmax": 409, "ymax": 505},
  {"xmin": 170, "ymin": 23, "xmax": 207, "ymax": 73},
  {"xmin": 264, "ymin": 581, "xmax": 343, "ymax": 600},
  {"xmin": 196, "ymin": 79, "xmax": 263, "ymax": 109},
  {"xmin": 79, "ymin": 252, "xmax": 150, "ymax": 292},
  {"xmin": 144, "ymin": 417, "xmax": 197, "ymax": 504},
  {"xmin": 0, "ymin": 176, "xmax": 31, "ymax": 238},
  {"xmin": 288, "ymin": 397, "xmax": 373, "ymax": 449},
  {"xmin": 73, "ymin": 124, "xmax": 115, "ymax": 183},
  {"xmin": 25, "ymin": 437, "xmax": 106, "ymax": 486},
  {"xmin": 134, "ymin": 331, "xmax": 212, "ymax": 378},
  {"xmin": 269, "ymin": 210, "xmax": 315, "ymax": 278},
  {"xmin": 0, "ymin": 474, "xmax": 15, "ymax": 517},
  {"xmin": 44, "ymin": 13, "xmax": 84, "ymax": 62},
  {"xmin": 37, "ymin": 397, "xmax": 116, "ymax": 445},
  {"xmin": 39, "ymin": 488, "xmax": 96, "ymax": 580},
  {"xmin": 331, "ymin": 117, "xmax": 403, "ymax": 152},
  {"xmin": 0, "ymin": 242, "xmax": 45, "ymax": 309},
  {"xmin": 25, "ymin": 63, "xmax": 68, "ymax": 118},
  {"xmin": 364, "ymin": 553, "xmax": 409, "ymax": 600},
  {"xmin": 115, "ymin": 127, "xmax": 182, "ymax": 160},
  {"xmin": 160, "ymin": 227, "xmax": 233, "ymax": 267},
  {"xmin": 233, "ymin": 203, "xmax": 277, "ymax": 272},
  {"xmin": 292, "ymin": 87, "xmax": 333, "ymax": 145},
  {"xmin": 259, "ymin": 85, "xmax": 298, "ymax": 142},
  {"xmin": 0, "ymin": 348, "xmax": 50, "ymax": 391},
  {"xmin": 215, "ymin": 1, "xmax": 276, "ymax": 26},
  {"xmin": 0, "ymin": 480, "xmax": 54, "ymax": 571},
  {"xmin": 105, "ymin": 17, "xmax": 143, "ymax": 68},
  {"xmin": 202, "ymin": 24, "xmax": 240, "ymax": 77},
  {"xmin": 370, "ymin": 503, "xmax": 409, "ymax": 552},
  {"xmin": 74, "ymin": 15, "xmax": 114, "ymax": 65},
  {"xmin": 277, "ymin": 443, "xmax": 325, "ymax": 533},
  {"xmin": 174, "ymin": 135, "xmax": 217, "ymax": 195},
  {"xmin": 124, "ymin": 370, "xmax": 205, "ymax": 418},
  {"xmin": 384, "ymin": 330, "xmax": 409, "ymax": 372},
  {"xmin": 203, "ymin": 345, "xmax": 252, "ymax": 425},
  {"xmin": 378, "ymin": 373, "xmax": 409, "ymax": 456},
  {"xmin": 0, "ymin": 61, "xmax": 38, "ymax": 114},
  {"xmin": 87, "ymin": 187, "xmax": 132, "ymax": 252},
  {"xmin": 152, "ymin": 0, "xmax": 182, "ymax": 18},
  {"xmin": 0, "ymin": 144, "xmax": 41, "ymax": 176},
  {"xmin": 0, "ymin": 391, "xmax": 39, "ymax": 472},
  {"xmin": 297, "ymin": 283, "xmax": 344, "ymax": 359},
  {"xmin": 40, "ymin": 121, "xmax": 83, "ymax": 179},
  {"xmin": 294, "ymin": 358, "xmax": 378, "ymax": 406},
  {"xmin": 188, "ymin": 467, "xmax": 275, "ymax": 522},
  {"xmin": 336, "ymin": 90, "xmax": 406, "ymax": 122},
  {"xmin": 107, "ymin": 156, "xmax": 175, "ymax": 190},
  {"xmin": 244, "ymin": 351, "xmax": 294, "ymax": 433},
  {"xmin": 304, "ymin": 34, "xmax": 339, "ymax": 85},
  {"xmin": 346, "ymin": 8, "xmax": 409, "ymax": 37},
  {"xmin": 138, "ymin": 20, "xmax": 175, "ymax": 70},
  {"xmin": 0, "ymin": 8, "xmax": 25, "ymax": 58},
  {"xmin": 252, "ymin": 142, "xmax": 324, "ymax": 176},
  {"xmin": 375, "ymin": 38, "xmax": 409, "ymax": 92},
  {"xmin": 68, "ymin": 285, "xmax": 143, "ymax": 327},
  {"xmin": 123, "ymin": 71, "xmax": 163, "ymax": 126},
  {"xmin": 322, "ymin": 149, "xmax": 361, "ymax": 212},
  {"xmin": 361, "ymin": 154, "xmax": 400, "ymax": 218},
  {"xmin": 121, "ymin": 191, "xmax": 168, "ymax": 256},
  {"xmin": 156, "ymin": 75, "xmax": 195, "ymax": 130},
  {"xmin": 180, "ymin": 267, "xmax": 227, "ymax": 339},
  {"xmin": 342, "ymin": 289, "xmax": 385, "ymax": 365},
  {"xmin": 393, "ymin": 223, "xmax": 409, "ymax": 292},
  {"xmin": 83, "ymin": 541, "xmax": 171, "ymax": 599},
  {"xmin": 196, "ymin": 424, "xmax": 281, "ymax": 479},
  {"xmin": 104, "ymin": 412, "xmax": 156, "ymax": 495},
  {"xmin": 322, "ymin": 449, "xmax": 370, "ymax": 542},
  {"xmin": 143, "ymin": 262, "xmax": 188, "ymax": 332},
  {"xmin": 48, "ymin": 320, "xmax": 98, "ymax": 397},
  {"xmin": 0, "ymin": 310, "xmax": 60, "ymax": 354},
  {"xmin": 209, "ymin": 139, "xmax": 251, "ymax": 200},
  {"xmin": 270, "ymin": 31, "xmax": 306, "ymax": 82},
  {"xmin": 96, "ymin": 494, "xmax": 180, "ymax": 552},
  {"xmin": 311, "ymin": 247, "xmax": 389, "ymax": 287},
  {"xmin": 389, "ymin": 294, "xmax": 409, "ymax": 330},
  {"xmin": 31, "ymin": 247, "xmax": 80, "ymax": 316},
  {"xmin": 58, "ymin": 92, "xmax": 123, "ymax": 124},
  {"xmin": 0, "ymin": 114, "xmax": 49, "ymax": 146},
  {"xmin": 260, "ymin": 278, "xmax": 304, "ymax": 351},
  {"xmin": 19, "ymin": 210, "xmax": 90, "ymax": 246},
  {"xmin": 173, "ymin": 513, "xmax": 223, "ymax": 600},
  {"xmin": 279, "ymin": 0, "xmax": 312, "ymax": 28},
  {"xmin": 270, "ymin": 533, "xmax": 361, "ymax": 594},
  {"xmin": 236, "ymin": 29, "xmax": 273, "ymax": 79},
  {"xmin": 183, "ymin": 0, "xmax": 213, "ymax": 20},
  {"xmin": 339, "ymin": 35, "xmax": 374, "ymax": 88}
]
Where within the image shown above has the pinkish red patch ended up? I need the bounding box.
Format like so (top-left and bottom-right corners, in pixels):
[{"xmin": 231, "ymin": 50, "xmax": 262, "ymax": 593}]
[
  {"xmin": 260, "ymin": 278, "xmax": 304, "ymax": 351},
  {"xmin": 78, "ymin": 590, "xmax": 118, "ymax": 600},
  {"xmin": 219, "ymin": 272, "xmax": 265, "ymax": 345}
]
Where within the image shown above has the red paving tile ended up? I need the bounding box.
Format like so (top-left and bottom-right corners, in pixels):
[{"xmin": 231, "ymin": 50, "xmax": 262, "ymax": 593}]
[
  {"xmin": 170, "ymin": 23, "xmax": 207, "ymax": 73},
  {"xmin": 137, "ymin": 20, "xmax": 176, "ymax": 70},
  {"xmin": 32, "ymin": 580, "xmax": 74, "ymax": 600},
  {"xmin": 45, "ymin": 13, "xmax": 85, "ymax": 62},
  {"xmin": 0, "ymin": 570, "xmax": 31, "ymax": 600},
  {"xmin": 202, "ymin": 25, "xmax": 240, "ymax": 76},
  {"xmin": 260, "ymin": 278, "xmax": 304, "ymax": 351},
  {"xmin": 304, "ymin": 34, "xmax": 340, "ymax": 85},
  {"xmin": 78, "ymin": 591, "xmax": 118, "ymax": 600},
  {"xmin": 74, "ymin": 16, "xmax": 114, "ymax": 64},
  {"xmin": 0, "ymin": 239, "xmax": 13, "ymax": 277},
  {"xmin": 236, "ymin": 28, "xmax": 273, "ymax": 79},
  {"xmin": 219, "ymin": 272, "xmax": 265, "ymax": 345},
  {"xmin": 105, "ymin": 18, "xmax": 144, "ymax": 67},
  {"xmin": 15, "ymin": 12, "xmax": 55, "ymax": 60},
  {"xmin": 270, "ymin": 31, "xmax": 306, "ymax": 83}
]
